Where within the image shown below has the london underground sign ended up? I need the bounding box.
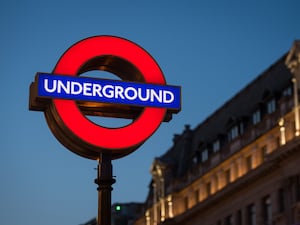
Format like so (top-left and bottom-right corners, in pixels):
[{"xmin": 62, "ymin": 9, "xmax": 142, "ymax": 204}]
[
  {"xmin": 29, "ymin": 36, "xmax": 181, "ymax": 160},
  {"xmin": 36, "ymin": 73, "xmax": 180, "ymax": 109}
]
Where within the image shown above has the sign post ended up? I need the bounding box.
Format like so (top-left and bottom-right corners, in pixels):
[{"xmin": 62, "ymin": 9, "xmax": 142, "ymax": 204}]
[
  {"xmin": 95, "ymin": 153, "xmax": 115, "ymax": 225},
  {"xmin": 29, "ymin": 36, "xmax": 181, "ymax": 225}
]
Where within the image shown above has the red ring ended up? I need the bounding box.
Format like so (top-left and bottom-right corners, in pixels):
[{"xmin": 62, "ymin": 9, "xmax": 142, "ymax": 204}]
[{"xmin": 52, "ymin": 36, "xmax": 166, "ymax": 150}]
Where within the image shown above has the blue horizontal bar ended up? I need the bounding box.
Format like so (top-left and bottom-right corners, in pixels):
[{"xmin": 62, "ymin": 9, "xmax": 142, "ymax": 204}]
[{"xmin": 37, "ymin": 73, "xmax": 181, "ymax": 110}]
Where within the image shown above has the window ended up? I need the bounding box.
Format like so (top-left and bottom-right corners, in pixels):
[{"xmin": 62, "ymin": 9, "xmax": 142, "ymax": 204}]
[
  {"xmin": 252, "ymin": 110, "xmax": 261, "ymax": 125},
  {"xmin": 278, "ymin": 188, "xmax": 285, "ymax": 213},
  {"xmin": 267, "ymin": 98, "xmax": 276, "ymax": 114},
  {"xmin": 184, "ymin": 196, "xmax": 189, "ymax": 210},
  {"xmin": 261, "ymin": 145, "xmax": 268, "ymax": 162},
  {"xmin": 228, "ymin": 122, "xmax": 245, "ymax": 141},
  {"xmin": 228, "ymin": 125, "xmax": 239, "ymax": 140},
  {"xmin": 202, "ymin": 148, "xmax": 208, "ymax": 162},
  {"xmin": 283, "ymin": 86, "xmax": 292, "ymax": 96},
  {"xmin": 225, "ymin": 215, "xmax": 233, "ymax": 225},
  {"xmin": 206, "ymin": 182, "xmax": 211, "ymax": 196},
  {"xmin": 276, "ymin": 136, "xmax": 281, "ymax": 148},
  {"xmin": 262, "ymin": 196, "xmax": 272, "ymax": 225},
  {"xmin": 214, "ymin": 176, "xmax": 219, "ymax": 192},
  {"xmin": 225, "ymin": 169, "xmax": 231, "ymax": 184},
  {"xmin": 213, "ymin": 140, "xmax": 220, "ymax": 153},
  {"xmin": 193, "ymin": 154, "xmax": 199, "ymax": 165},
  {"xmin": 192, "ymin": 151, "xmax": 201, "ymax": 165},
  {"xmin": 246, "ymin": 155, "xmax": 253, "ymax": 171},
  {"xmin": 295, "ymin": 175, "xmax": 300, "ymax": 201},
  {"xmin": 247, "ymin": 204, "xmax": 256, "ymax": 225},
  {"xmin": 240, "ymin": 122, "xmax": 244, "ymax": 134},
  {"xmin": 237, "ymin": 209, "xmax": 242, "ymax": 225},
  {"xmin": 195, "ymin": 189, "xmax": 200, "ymax": 203}
]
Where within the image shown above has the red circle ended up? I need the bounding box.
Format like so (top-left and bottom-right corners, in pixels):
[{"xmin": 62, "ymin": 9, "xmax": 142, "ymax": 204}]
[{"xmin": 52, "ymin": 36, "xmax": 166, "ymax": 151}]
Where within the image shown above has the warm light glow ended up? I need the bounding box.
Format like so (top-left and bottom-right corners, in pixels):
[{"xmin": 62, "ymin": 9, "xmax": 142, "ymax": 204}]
[
  {"xmin": 145, "ymin": 210, "xmax": 150, "ymax": 225},
  {"xmin": 160, "ymin": 198, "xmax": 166, "ymax": 222},
  {"xmin": 167, "ymin": 195, "xmax": 173, "ymax": 218},
  {"xmin": 279, "ymin": 118, "xmax": 286, "ymax": 145},
  {"xmin": 280, "ymin": 127, "xmax": 286, "ymax": 145},
  {"xmin": 292, "ymin": 78, "xmax": 300, "ymax": 136}
]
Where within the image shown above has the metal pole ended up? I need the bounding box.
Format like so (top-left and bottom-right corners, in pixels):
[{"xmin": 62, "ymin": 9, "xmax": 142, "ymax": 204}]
[{"xmin": 95, "ymin": 153, "xmax": 116, "ymax": 225}]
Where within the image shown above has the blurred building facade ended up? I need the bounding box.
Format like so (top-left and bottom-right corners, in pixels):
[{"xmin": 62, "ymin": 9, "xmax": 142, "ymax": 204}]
[
  {"xmin": 80, "ymin": 203, "xmax": 144, "ymax": 225},
  {"xmin": 80, "ymin": 41, "xmax": 300, "ymax": 225},
  {"xmin": 111, "ymin": 202, "xmax": 145, "ymax": 225},
  {"xmin": 133, "ymin": 41, "xmax": 300, "ymax": 225}
]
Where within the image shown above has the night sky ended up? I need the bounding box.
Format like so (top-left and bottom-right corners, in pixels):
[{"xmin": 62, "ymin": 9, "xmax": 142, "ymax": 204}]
[{"xmin": 1, "ymin": 1, "xmax": 299, "ymax": 225}]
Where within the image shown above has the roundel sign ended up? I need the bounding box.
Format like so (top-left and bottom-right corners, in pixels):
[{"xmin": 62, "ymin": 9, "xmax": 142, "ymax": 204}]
[{"xmin": 29, "ymin": 36, "xmax": 181, "ymax": 160}]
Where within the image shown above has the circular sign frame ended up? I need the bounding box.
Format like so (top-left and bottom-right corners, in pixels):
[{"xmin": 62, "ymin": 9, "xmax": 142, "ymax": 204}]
[{"xmin": 44, "ymin": 36, "xmax": 167, "ymax": 159}]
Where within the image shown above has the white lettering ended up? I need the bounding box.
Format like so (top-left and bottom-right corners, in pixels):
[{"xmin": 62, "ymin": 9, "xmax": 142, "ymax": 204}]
[
  {"xmin": 92, "ymin": 84, "xmax": 102, "ymax": 97},
  {"xmin": 57, "ymin": 80, "xmax": 70, "ymax": 94},
  {"xmin": 137, "ymin": 88, "xmax": 149, "ymax": 101},
  {"xmin": 150, "ymin": 89, "xmax": 162, "ymax": 103},
  {"xmin": 44, "ymin": 79, "xmax": 56, "ymax": 93},
  {"xmin": 115, "ymin": 86, "xmax": 125, "ymax": 99},
  {"xmin": 83, "ymin": 82, "xmax": 92, "ymax": 96},
  {"xmin": 163, "ymin": 90, "xmax": 174, "ymax": 103},
  {"xmin": 41, "ymin": 76, "xmax": 177, "ymax": 107},
  {"xmin": 102, "ymin": 85, "xmax": 114, "ymax": 98},
  {"xmin": 124, "ymin": 87, "xmax": 138, "ymax": 100},
  {"xmin": 71, "ymin": 82, "xmax": 82, "ymax": 95}
]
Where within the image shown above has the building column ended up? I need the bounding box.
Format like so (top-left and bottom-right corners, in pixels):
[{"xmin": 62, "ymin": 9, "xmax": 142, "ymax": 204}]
[
  {"xmin": 167, "ymin": 195, "xmax": 174, "ymax": 219},
  {"xmin": 210, "ymin": 175, "xmax": 218, "ymax": 194},
  {"xmin": 292, "ymin": 78, "xmax": 300, "ymax": 136},
  {"xmin": 252, "ymin": 147, "xmax": 261, "ymax": 169},
  {"xmin": 230, "ymin": 162, "xmax": 237, "ymax": 182},
  {"xmin": 279, "ymin": 118, "xmax": 286, "ymax": 145},
  {"xmin": 199, "ymin": 181, "xmax": 206, "ymax": 201},
  {"xmin": 285, "ymin": 40, "xmax": 300, "ymax": 136},
  {"xmin": 160, "ymin": 178, "xmax": 166, "ymax": 222},
  {"xmin": 217, "ymin": 170, "xmax": 225, "ymax": 190},
  {"xmin": 236, "ymin": 156, "xmax": 244, "ymax": 178},
  {"xmin": 145, "ymin": 210, "xmax": 151, "ymax": 225},
  {"xmin": 152, "ymin": 182, "xmax": 158, "ymax": 225}
]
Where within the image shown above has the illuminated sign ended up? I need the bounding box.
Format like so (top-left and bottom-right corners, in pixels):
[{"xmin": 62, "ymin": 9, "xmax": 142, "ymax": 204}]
[
  {"xmin": 29, "ymin": 36, "xmax": 181, "ymax": 160},
  {"xmin": 36, "ymin": 73, "xmax": 181, "ymax": 110}
]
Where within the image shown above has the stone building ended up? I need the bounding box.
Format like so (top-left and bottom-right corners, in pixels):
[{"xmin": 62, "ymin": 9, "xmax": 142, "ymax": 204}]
[{"xmin": 133, "ymin": 41, "xmax": 300, "ymax": 225}]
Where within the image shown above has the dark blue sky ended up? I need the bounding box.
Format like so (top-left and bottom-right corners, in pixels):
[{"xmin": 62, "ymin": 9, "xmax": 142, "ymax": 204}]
[{"xmin": 1, "ymin": 1, "xmax": 299, "ymax": 225}]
